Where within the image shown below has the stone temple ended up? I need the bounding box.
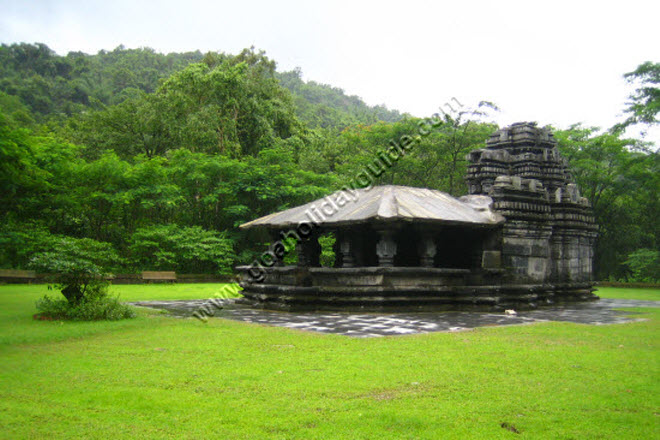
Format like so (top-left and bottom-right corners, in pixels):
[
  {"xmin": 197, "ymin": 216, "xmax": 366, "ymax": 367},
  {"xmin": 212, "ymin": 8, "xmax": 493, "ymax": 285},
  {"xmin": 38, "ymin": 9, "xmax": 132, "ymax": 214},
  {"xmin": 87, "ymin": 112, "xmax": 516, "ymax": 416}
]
[{"xmin": 236, "ymin": 122, "xmax": 598, "ymax": 310}]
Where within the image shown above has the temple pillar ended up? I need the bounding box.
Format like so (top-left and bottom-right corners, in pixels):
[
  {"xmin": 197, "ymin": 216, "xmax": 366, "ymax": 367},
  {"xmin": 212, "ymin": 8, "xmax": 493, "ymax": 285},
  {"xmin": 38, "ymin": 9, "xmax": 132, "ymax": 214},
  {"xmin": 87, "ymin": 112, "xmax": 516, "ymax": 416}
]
[
  {"xmin": 376, "ymin": 228, "xmax": 397, "ymax": 267},
  {"xmin": 338, "ymin": 233, "xmax": 354, "ymax": 268},
  {"xmin": 417, "ymin": 232, "xmax": 437, "ymax": 267},
  {"xmin": 270, "ymin": 230, "xmax": 284, "ymax": 266},
  {"xmin": 336, "ymin": 229, "xmax": 366, "ymax": 268}
]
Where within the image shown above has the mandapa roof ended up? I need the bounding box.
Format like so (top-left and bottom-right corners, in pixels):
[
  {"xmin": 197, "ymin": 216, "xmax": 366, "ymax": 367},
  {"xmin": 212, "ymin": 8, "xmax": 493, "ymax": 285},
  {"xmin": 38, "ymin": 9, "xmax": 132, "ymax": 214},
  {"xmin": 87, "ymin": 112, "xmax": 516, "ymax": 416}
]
[{"xmin": 240, "ymin": 185, "xmax": 504, "ymax": 229}]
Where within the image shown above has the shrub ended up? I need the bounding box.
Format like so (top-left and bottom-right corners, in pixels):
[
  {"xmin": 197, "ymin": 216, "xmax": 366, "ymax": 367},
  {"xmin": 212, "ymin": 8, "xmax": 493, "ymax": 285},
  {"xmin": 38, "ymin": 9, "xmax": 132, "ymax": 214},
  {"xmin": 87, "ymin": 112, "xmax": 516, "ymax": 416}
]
[
  {"xmin": 30, "ymin": 236, "xmax": 135, "ymax": 321},
  {"xmin": 30, "ymin": 236, "xmax": 122, "ymax": 304},
  {"xmin": 36, "ymin": 285, "xmax": 135, "ymax": 321}
]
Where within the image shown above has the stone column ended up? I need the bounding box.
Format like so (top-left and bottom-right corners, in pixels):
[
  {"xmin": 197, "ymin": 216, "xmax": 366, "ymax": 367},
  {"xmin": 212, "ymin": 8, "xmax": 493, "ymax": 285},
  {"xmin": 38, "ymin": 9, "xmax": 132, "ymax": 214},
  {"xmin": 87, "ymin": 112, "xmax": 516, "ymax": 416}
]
[
  {"xmin": 338, "ymin": 233, "xmax": 354, "ymax": 268},
  {"xmin": 270, "ymin": 230, "xmax": 284, "ymax": 266},
  {"xmin": 376, "ymin": 228, "xmax": 397, "ymax": 267},
  {"xmin": 417, "ymin": 232, "xmax": 436, "ymax": 267}
]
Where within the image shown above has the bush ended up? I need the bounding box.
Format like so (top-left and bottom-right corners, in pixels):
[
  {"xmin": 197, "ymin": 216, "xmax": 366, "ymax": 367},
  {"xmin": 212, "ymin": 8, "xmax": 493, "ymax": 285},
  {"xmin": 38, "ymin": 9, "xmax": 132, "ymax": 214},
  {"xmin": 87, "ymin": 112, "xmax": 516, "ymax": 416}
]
[
  {"xmin": 29, "ymin": 236, "xmax": 135, "ymax": 321},
  {"xmin": 29, "ymin": 236, "xmax": 122, "ymax": 304},
  {"xmin": 36, "ymin": 284, "xmax": 136, "ymax": 321}
]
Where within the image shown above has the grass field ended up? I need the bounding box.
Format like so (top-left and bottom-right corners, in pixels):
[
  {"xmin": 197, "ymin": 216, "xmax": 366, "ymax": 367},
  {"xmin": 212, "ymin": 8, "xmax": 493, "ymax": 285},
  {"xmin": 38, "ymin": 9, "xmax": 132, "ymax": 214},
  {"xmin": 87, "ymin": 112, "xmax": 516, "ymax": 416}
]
[
  {"xmin": 595, "ymin": 286, "xmax": 660, "ymax": 301},
  {"xmin": 0, "ymin": 284, "xmax": 658, "ymax": 439}
]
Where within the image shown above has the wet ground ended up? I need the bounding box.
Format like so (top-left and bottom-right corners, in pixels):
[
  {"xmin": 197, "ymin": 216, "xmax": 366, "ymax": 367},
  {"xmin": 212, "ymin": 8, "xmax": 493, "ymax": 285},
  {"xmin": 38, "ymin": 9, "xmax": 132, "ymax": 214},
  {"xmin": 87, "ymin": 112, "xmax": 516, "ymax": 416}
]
[{"xmin": 129, "ymin": 298, "xmax": 659, "ymax": 338}]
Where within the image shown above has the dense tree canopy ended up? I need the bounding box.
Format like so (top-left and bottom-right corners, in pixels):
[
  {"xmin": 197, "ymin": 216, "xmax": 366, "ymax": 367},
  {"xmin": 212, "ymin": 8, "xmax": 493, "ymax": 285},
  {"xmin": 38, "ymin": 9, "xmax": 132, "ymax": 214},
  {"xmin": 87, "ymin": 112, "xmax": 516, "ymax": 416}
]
[
  {"xmin": 0, "ymin": 43, "xmax": 657, "ymax": 281},
  {"xmin": 0, "ymin": 44, "xmax": 203, "ymax": 124},
  {"xmin": 555, "ymin": 125, "xmax": 658, "ymax": 280}
]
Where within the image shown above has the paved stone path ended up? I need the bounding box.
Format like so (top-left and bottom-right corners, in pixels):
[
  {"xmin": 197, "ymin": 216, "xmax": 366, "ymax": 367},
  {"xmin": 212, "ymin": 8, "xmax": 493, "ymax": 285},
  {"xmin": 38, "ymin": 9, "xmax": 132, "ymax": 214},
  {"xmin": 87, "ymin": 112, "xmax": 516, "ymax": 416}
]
[{"xmin": 130, "ymin": 298, "xmax": 659, "ymax": 338}]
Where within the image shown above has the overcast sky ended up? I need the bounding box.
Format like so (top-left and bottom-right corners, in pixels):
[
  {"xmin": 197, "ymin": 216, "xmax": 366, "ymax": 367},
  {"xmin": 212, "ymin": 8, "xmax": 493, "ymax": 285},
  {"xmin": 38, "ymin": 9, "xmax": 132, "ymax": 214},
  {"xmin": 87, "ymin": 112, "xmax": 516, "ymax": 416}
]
[{"xmin": 1, "ymin": 0, "xmax": 658, "ymax": 142}]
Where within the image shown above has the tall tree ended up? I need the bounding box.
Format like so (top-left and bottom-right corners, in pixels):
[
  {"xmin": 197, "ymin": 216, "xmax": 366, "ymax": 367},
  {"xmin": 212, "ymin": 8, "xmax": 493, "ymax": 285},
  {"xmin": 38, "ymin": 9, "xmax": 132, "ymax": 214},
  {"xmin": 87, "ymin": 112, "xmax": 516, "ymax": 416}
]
[
  {"xmin": 555, "ymin": 125, "xmax": 658, "ymax": 279},
  {"xmin": 613, "ymin": 61, "xmax": 659, "ymax": 134}
]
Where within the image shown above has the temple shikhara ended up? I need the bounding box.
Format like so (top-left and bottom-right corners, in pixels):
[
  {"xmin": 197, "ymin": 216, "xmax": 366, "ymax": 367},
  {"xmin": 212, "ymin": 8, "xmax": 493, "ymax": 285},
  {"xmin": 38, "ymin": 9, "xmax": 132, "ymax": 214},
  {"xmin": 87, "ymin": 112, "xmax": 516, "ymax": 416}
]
[{"xmin": 237, "ymin": 122, "xmax": 598, "ymax": 310}]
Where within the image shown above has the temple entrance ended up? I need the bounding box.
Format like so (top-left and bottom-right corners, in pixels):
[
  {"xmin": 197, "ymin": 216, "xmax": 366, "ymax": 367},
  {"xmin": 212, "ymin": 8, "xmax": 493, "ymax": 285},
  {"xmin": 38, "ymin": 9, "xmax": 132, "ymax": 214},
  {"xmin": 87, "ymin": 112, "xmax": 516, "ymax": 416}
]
[
  {"xmin": 434, "ymin": 226, "xmax": 485, "ymax": 269},
  {"xmin": 394, "ymin": 226, "xmax": 420, "ymax": 267}
]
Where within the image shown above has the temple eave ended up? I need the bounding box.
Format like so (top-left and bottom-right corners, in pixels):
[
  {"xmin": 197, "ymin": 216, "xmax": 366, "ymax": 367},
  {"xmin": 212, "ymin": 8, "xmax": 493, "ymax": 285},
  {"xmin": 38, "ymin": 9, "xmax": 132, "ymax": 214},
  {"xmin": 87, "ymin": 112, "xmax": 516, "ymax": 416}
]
[{"xmin": 241, "ymin": 218, "xmax": 503, "ymax": 230}]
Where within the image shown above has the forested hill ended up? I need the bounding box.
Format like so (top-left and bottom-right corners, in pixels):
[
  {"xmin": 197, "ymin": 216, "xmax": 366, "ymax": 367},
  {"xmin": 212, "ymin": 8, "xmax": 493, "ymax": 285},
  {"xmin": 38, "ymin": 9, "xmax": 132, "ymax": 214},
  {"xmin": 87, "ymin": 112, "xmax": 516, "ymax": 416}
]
[
  {"xmin": 0, "ymin": 43, "xmax": 401, "ymax": 128},
  {"xmin": 277, "ymin": 68, "xmax": 402, "ymax": 129},
  {"xmin": 0, "ymin": 43, "xmax": 204, "ymax": 120},
  {"xmin": 0, "ymin": 42, "xmax": 657, "ymax": 282}
]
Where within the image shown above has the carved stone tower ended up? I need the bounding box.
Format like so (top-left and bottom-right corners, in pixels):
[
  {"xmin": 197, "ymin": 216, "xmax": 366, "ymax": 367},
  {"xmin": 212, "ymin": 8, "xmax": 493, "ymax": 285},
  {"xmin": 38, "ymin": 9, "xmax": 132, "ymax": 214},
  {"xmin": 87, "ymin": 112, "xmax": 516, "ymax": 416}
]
[{"xmin": 466, "ymin": 122, "xmax": 598, "ymax": 287}]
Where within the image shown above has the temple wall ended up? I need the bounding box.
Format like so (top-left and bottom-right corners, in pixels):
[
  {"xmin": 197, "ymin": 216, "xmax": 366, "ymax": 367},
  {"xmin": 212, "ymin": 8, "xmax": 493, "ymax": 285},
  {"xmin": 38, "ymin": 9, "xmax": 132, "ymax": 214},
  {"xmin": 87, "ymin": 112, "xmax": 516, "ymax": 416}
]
[{"xmin": 501, "ymin": 223, "xmax": 552, "ymax": 282}]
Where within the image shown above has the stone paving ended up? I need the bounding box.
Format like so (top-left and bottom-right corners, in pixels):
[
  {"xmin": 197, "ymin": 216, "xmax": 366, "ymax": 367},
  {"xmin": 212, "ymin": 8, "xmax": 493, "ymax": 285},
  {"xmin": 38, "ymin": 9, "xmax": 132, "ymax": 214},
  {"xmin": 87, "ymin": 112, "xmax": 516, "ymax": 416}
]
[{"xmin": 129, "ymin": 298, "xmax": 659, "ymax": 338}]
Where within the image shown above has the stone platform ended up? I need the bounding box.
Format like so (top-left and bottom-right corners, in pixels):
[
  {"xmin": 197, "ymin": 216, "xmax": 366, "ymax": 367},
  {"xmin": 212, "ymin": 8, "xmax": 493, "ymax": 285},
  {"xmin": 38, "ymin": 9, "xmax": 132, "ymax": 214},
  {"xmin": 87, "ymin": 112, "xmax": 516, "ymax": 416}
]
[
  {"xmin": 236, "ymin": 266, "xmax": 598, "ymax": 310},
  {"xmin": 130, "ymin": 298, "xmax": 658, "ymax": 338}
]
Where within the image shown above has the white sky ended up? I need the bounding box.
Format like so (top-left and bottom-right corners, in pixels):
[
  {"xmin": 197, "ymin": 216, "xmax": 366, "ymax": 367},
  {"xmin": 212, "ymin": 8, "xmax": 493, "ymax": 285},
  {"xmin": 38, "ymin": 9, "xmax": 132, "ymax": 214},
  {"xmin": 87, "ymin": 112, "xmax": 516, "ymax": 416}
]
[{"xmin": 1, "ymin": 0, "xmax": 658, "ymax": 143}]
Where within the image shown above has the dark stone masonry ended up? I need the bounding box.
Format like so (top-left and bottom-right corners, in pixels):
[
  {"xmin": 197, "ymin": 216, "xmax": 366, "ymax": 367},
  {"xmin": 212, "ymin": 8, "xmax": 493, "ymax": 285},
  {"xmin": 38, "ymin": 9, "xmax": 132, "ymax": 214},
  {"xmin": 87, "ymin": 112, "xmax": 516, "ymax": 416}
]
[{"xmin": 236, "ymin": 122, "xmax": 599, "ymax": 311}]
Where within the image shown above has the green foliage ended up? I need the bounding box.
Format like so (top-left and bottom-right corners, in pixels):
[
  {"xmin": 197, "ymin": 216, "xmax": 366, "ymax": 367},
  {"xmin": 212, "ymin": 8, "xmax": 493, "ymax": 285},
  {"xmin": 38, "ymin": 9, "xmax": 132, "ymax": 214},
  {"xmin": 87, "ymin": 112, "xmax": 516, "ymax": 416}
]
[
  {"xmin": 0, "ymin": 43, "xmax": 405, "ymax": 137},
  {"xmin": 68, "ymin": 91, "xmax": 174, "ymax": 159},
  {"xmin": 0, "ymin": 43, "xmax": 203, "ymax": 122},
  {"xmin": 0, "ymin": 222, "xmax": 58, "ymax": 269},
  {"xmin": 318, "ymin": 233, "xmax": 336, "ymax": 267},
  {"xmin": 325, "ymin": 105, "xmax": 496, "ymax": 195},
  {"xmin": 623, "ymin": 249, "xmax": 660, "ymax": 282},
  {"xmin": 0, "ymin": 91, "xmax": 35, "ymax": 126},
  {"xmin": 0, "ymin": 110, "xmax": 83, "ymax": 232},
  {"xmin": 0, "ymin": 43, "xmax": 657, "ymax": 282},
  {"xmin": 0, "ymin": 111, "xmax": 48, "ymax": 216},
  {"xmin": 160, "ymin": 58, "xmax": 298, "ymax": 157},
  {"xmin": 277, "ymin": 67, "xmax": 403, "ymax": 130},
  {"xmin": 281, "ymin": 237, "xmax": 299, "ymax": 266},
  {"xmin": 29, "ymin": 236, "xmax": 121, "ymax": 304},
  {"xmin": 35, "ymin": 284, "xmax": 136, "ymax": 321},
  {"xmin": 613, "ymin": 61, "xmax": 659, "ymax": 132},
  {"xmin": 128, "ymin": 224, "xmax": 236, "ymax": 274},
  {"xmin": 69, "ymin": 52, "xmax": 299, "ymax": 159},
  {"xmin": 555, "ymin": 125, "xmax": 659, "ymax": 279}
]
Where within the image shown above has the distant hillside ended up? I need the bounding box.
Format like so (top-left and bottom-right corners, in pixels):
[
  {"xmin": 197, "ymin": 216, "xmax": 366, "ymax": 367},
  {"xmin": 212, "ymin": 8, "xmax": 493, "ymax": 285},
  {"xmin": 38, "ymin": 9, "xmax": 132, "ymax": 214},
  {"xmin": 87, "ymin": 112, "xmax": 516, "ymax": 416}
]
[
  {"xmin": 0, "ymin": 43, "xmax": 403, "ymax": 128},
  {"xmin": 0, "ymin": 43, "xmax": 203, "ymax": 121},
  {"xmin": 278, "ymin": 68, "xmax": 402, "ymax": 130}
]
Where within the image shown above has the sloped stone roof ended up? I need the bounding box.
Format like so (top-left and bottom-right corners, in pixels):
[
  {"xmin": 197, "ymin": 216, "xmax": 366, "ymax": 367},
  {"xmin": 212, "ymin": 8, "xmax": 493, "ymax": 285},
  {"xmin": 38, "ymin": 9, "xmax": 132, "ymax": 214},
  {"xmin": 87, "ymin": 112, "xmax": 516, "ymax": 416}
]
[{"xmin": 240, "ymin": 185, "xmax": 504, "ymax": 229}]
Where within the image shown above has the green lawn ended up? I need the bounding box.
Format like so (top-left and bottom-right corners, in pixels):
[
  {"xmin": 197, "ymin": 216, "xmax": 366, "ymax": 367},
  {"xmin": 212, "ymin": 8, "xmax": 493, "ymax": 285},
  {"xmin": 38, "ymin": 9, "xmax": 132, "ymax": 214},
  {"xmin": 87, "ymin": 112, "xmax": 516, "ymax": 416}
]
[
  {"xmin": 108, "ymin": 282, "xmax": 241, "ymax": 302},
  {"xmin": 595, "ymin": 286, "xmax": 660, "ymax": 301},
  {"xmin": 0, "ymin": 284, "xmax": 658, "ymax": 439}
]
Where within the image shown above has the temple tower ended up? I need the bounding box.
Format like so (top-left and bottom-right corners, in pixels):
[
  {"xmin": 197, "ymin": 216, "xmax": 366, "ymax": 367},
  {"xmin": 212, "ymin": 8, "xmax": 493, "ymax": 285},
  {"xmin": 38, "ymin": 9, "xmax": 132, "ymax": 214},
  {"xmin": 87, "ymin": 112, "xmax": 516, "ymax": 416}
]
[{"xmin": 466, "ymin": 122, "xmax": 598, "ymax": 286}]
